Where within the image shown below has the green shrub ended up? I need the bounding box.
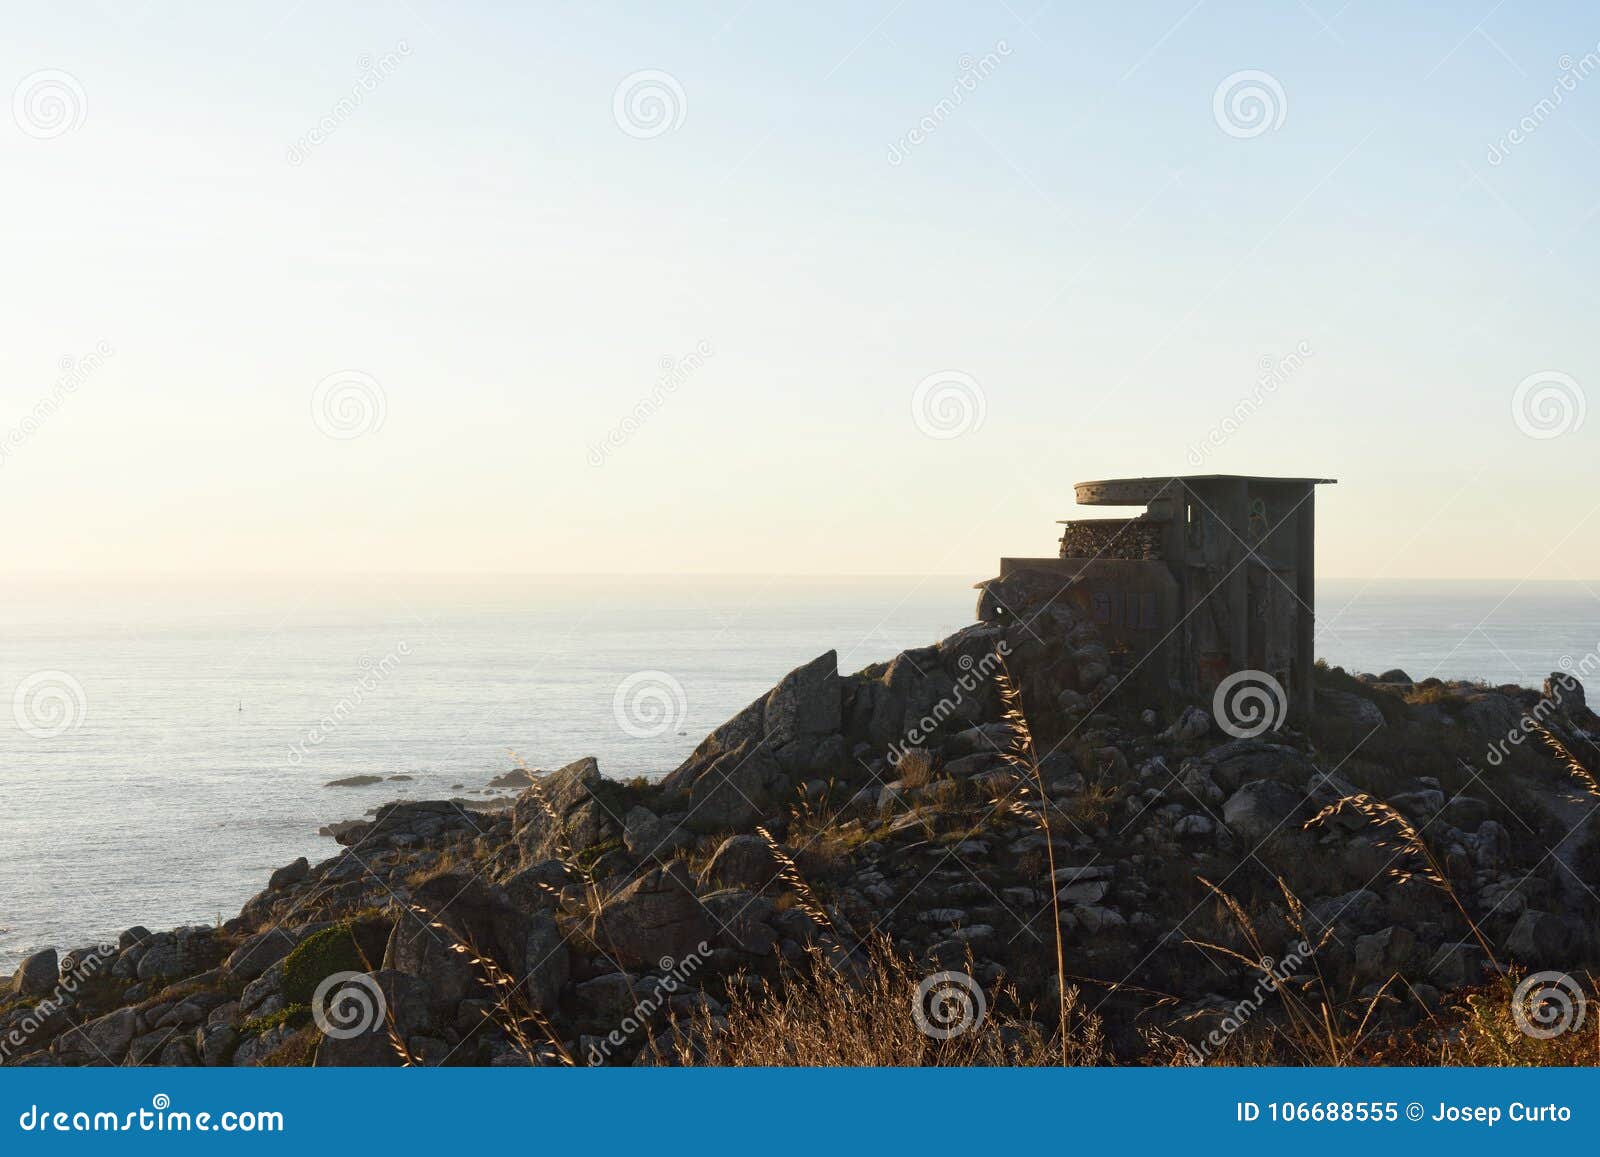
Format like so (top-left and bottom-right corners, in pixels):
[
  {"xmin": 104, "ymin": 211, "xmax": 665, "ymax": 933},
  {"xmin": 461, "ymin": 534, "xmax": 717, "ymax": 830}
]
[
  {"xmin": 239, "ymin": 1003, "xmax": 310, "ymax": 1039},
  {"xmin": 281, "ymin": 924, "xmax": 366, "ymax": 1007}
]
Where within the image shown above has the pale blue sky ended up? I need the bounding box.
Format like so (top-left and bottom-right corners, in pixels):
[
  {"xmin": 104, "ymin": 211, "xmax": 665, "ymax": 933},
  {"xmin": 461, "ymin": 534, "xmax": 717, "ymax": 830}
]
[{"xmin": 1, "ymin": 2, "xmax": 1596, "ymax": 578}]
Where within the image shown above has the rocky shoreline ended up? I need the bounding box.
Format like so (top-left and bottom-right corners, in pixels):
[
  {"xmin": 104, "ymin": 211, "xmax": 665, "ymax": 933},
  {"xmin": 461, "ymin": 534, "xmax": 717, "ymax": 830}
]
[{"xmin": 6, "ymin": 582, "xmax": 1600, "ymax": 1066}]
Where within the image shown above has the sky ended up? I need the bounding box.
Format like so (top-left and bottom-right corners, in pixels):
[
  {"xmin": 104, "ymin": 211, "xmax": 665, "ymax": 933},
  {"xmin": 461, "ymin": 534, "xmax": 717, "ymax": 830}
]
[{"xmin": 1, "ymin": 1, "xmax": 1597, "ymax": 580}]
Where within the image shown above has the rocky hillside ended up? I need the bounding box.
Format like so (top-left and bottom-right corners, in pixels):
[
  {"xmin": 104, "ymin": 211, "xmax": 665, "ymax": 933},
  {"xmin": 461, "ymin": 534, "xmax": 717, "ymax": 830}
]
[{"xmin": 6, "ymin": 582, "xmax": 1600, "ymax": 1066}]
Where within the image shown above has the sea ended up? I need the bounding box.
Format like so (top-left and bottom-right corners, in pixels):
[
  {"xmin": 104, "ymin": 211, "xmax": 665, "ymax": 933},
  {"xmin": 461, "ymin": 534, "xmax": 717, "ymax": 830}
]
[{"xmin": 2, "ymin": 574, "xmax": 1597, "ymax": 970}]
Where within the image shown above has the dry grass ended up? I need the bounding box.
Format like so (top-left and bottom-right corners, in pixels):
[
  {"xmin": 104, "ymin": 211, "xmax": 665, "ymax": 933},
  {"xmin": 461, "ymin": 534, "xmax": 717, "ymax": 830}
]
[
  {"xmin": 1535, "ymin": 724, "xmax": 1600, "ymax": 799},
  {"xmin": 756, "ymin": 825, "xmax": 834, "ymax": 932},
  {"xmin": 996, "ymin": 660, "xmax": 1071, "ymax": 1064},
  {"xmin": 408, "ymin": 902, "xmax": 573, "ymax": 1067},
  {"xmin": 662, "ymin": 937, "xmax": 1104, "ymax": 1067},
  {"xmin": 1185, "ymin": 877, "xmax": 1390, "ymax": 1066},
  {"xmin": 896, "ymin": 748, "xmax": 936, "ymax": 789},
  {"xmin": 1305, "ymin": 792, "xmax": 1499, "ymax": 970}
]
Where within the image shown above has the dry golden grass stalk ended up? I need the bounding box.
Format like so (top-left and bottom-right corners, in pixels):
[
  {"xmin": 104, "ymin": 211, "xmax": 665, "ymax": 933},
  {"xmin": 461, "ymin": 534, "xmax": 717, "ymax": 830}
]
[
  {"xmin": 995, "ymin": 658, "xmax": 1071, "ymax": 1065},
  {"xmin": 1534, "ymin": 725, "xmax": 1600, "ymax": 799},
  {"xmin": 662, "ymin": 936, "xmax": 1101, "ymax": 1067},
  {"xmin": 1185, "ymin": 877, "xmax": 1389, "ymax": 1066},
  {"xmin": 409, "ymin": 901, "xmax": 576, "ymax": 1066},
  {"xmin": 896, "ymin": 748, "xmax": 936, "ymax": 789},
  {"xmin": 1305, "ymin": 792, "xmax": 1499, "ymax": 970},
  {"xmin": 755, "ymin": 825, "xmax": 834, "ymax": 932}
]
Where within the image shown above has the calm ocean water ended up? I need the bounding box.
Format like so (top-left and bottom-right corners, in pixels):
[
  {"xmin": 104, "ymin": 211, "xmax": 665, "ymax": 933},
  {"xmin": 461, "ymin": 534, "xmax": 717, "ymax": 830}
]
[{"xmin": 2, "ymin": 574, "xmax": 1597, "ymax": 970}]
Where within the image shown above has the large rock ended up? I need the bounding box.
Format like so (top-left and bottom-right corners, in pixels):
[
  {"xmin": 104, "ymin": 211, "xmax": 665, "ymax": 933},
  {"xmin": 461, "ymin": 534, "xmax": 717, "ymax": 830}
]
[
  {"xmin": 1353, "ymin": 925, "xmax": 1417, "ymax": 982},
  {"xmin": 1221, "ymin": 781, "xmax": 1306, "ymax": 843},
  {"xmin": 54, "ymin": 1008, "xmax": 139, "ymax": 1065},
  {"xmin": 659, "ymin": 655, "xmax": 845, "ymax": 833},
  {"xmin": 383, "ymin": 873, "xmax": 568, "ymax": 1016},
  {"xmin": 1317, "ymin": 689, "xmax": 1385, "ymax": 729},
  {"xmin": 1505, "ymin": 910, "xmax": 1570, "ymax": 963},
  {"xmin": 1459, "ymin": 693, "xmax": 1520, "ymax": 736},
  {"xmin": 764, "ymin": 651, "xmax": 842, "ymax": 749},
  {"xmin": 225, "ymin": 924, "xmax": 324, "ymax": 983},
  {"xmin": 268, "ymin": 857, "xmax": 310, "ymax": 891},
  {"xmin": 1204, "ymin": 739, "xmax": 1314, "ymax": 791},
  {"xmin": 595, "ymin": 862, "xmax": 714, "ymax": 969},
  {"xmin": 9, "ymin": 949, "xmax": 58, "ymax": 998},
  {"xmin": 510, "ymin": 757, "xmax": 619, "ymax": 865},
  {"xmin": 334, "ymin": 800, "xmax": 493, "ymax": 850},
  {"xmin": 136, "ymin": 926, "xmax": 221, "ymax": 982},
  {"xmin": 622, "ymin": 806, "xmax": 691, "ymax": 861},
  {"xmin": 698, "ymin": 834, "xmax": 782, "ymax": 892},
  {"xmin": 313, "ymin": 970, "xmax": 436, "ymax": 1067}
]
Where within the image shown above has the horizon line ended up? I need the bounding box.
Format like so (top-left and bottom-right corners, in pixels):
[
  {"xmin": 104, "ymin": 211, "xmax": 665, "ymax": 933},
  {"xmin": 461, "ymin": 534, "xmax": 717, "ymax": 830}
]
[{"xmin": 0, "ymin": 571, "xmax": 1592, "ymax": 584}]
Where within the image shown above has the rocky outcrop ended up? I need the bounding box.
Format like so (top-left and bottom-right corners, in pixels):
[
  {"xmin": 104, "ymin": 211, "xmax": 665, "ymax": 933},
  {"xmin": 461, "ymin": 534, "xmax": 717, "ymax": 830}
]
[
  {"xmin": 595, "ymin": 863, "xmax": 714, "ymax": 968},
  {"xmin": 9, "ymin": 950, "xmax": 58, "ymax": 999},
  {"xmin": 11, "ymin": 589, "xmax": 1600, "ymax": 1068},
  {"xmin": 510, "ymin": 757, "xmax": 618, "ymax": 865}
]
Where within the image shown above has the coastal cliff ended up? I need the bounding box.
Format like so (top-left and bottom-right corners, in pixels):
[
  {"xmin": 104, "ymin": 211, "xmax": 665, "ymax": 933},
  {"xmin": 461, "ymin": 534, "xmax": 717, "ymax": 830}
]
[{"xmin": 7, "ymin": 583, "xmax": 1600, "ymax": 1066}]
